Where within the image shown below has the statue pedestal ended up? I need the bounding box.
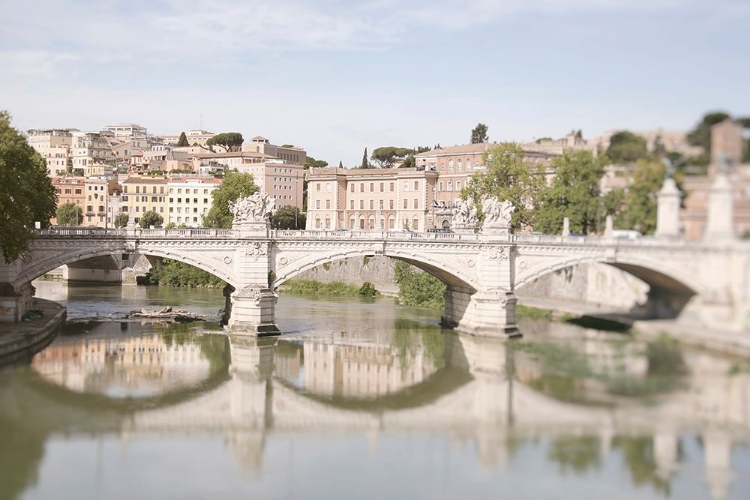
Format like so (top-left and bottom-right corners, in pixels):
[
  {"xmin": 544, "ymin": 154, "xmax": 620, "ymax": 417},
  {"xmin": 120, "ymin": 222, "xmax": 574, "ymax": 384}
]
[
  {"xmin": 452, "ymin": 223, "xmax": 476, "ymax": 235},
  {"xmin": 233, "ymin": 221, "xmax": 270, "ymax": 237},
  {"xmin": 482, "ymin": 223, "xmax": 511, "ymax": 238},
  {"xmin": 224, "ymin": 285, "xmax": 280, "ymax": 336}
]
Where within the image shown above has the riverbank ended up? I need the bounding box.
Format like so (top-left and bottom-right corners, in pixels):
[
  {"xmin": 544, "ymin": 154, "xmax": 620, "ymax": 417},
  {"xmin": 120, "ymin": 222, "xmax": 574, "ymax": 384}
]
[
  {"xmin": 0, "ymin": 298, "xmax": 66, "ymax": 366},
  {"xmin": 517, "ymin": 295, "xmax": 750, "ymax": 357}
]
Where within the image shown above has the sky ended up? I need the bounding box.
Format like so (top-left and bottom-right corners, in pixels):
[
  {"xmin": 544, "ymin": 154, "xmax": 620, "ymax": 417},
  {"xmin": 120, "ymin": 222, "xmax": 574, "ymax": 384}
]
[{"xmin": 1, "ymin": 0, "xmax": 749, "ymax": 166}]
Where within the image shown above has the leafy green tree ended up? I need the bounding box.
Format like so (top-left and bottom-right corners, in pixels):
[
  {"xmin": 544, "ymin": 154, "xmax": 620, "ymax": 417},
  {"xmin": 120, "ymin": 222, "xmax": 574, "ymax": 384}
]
[
  {"xmin": 461, "ymin": 142, "xmax": 543, "ymax": 231},
  {"xmin": 615, "ymin": 158, "xmax": 677, "ymax": 235},
  {"xmin": 303, "ymin": 156, "xmax": 328, "ymax": 169},
  {"xmin": 606, "ymin": 131, "xmax": 648, "ymax": 164},
  {"xmin": 139, "ymin": 210, "xmax": 164, "ymax": 228},
  {"xmin": 176, "ymin": 131, "xmax": 189, "ymax": 147},
  {"xmin": 271, "ymin": 206, "xmax": 305, "ymax": 229},
  {"xmin": 203, "ymin": 172, "xmax": 259, "ymax": 228},
  {"xmin": 686, "ymin": 111, "xmax": 731, "ymax": 153},
  {"xmin": 534, "ymin": 151, "xmax": 607, "ymax": 235},
  {"xmin": 206, "ymin": 132, "xmax": 244, "ymax": 152},
  {"xmin": 471, "ymin": 123, "xmax": 489, "ymax": 144},
  {"xmin": 401, "ymin": 146, "xmax": 431, "ymax": 169},
  {"xmin": 394, "ymin": 261, "xmax": 445, "ymax": 308},
  {"xmin": 114, "ymin": 213, "xmax": 129, "ymax": 228},
  {"xmin": 0, "ymin": 111, "xmax": 57, "ymax": 262},
  {"xmin": 338, "ymin": 160, "xmax": 343, "ymax": 168},
  {"xmin": 371, "ymin": 146, "xmax": 413, "ymax": 168},
  {"xmin": 56, "ymin": 203, "xmax": 82, "ymax": 226}
]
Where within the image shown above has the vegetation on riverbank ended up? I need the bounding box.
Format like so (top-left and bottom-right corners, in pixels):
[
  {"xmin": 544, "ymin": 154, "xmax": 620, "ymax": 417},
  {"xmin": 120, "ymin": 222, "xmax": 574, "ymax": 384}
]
[
  {"xmin": 280, "ymin": 279, "xmax": 379, "ymax": 297},
  {"xmin": 393, "ymin": 262, "xmax": 445, "ymax": 308},
  {"xmin": 148, "ymin": 259, "xmax": 225, "ymax": 288}
]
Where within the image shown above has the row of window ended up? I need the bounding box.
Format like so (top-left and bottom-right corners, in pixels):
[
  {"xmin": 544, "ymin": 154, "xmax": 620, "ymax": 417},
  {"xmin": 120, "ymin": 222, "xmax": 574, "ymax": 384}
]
[
  {"xmin": 438, "ymin": 180, "xmax": 462, "ymax": 192},
  {"xmin": 312, "ymin": 215, "xmax": 420, "ymax": 230},
  {"xmin": 315, "ymin": 198, "xmax": 422, "ymax": 210}
]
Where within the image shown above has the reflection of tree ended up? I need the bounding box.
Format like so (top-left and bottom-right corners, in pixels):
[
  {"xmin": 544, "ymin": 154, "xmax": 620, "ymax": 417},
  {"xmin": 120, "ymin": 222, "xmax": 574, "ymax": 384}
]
[
  {"xmin": 392, "ymin": 319, "xmax": 445, "ymax": 370},
  {"xmin": 548, "ymin": 436, "xmax": 602, "ymax": 475},
  {"xmin": 612, "ymin": 436, "xmax": 671, "ymax": 495},
  {"xmin": 0, "ymin": 416, "xmax": 46, "ymax": 500}
]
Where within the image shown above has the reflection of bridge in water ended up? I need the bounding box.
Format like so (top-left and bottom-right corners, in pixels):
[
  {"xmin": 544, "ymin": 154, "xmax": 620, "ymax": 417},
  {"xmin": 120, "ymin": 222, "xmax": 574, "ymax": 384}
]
[{"xmin": 7, "ymin": 327, "xmax": 750, "ymax": 500}]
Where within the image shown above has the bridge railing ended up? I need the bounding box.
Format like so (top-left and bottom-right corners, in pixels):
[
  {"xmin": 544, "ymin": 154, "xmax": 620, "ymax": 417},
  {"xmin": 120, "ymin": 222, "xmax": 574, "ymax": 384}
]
[
  {"xmin": 37, "ymin": 227, "xmax": 126, "ymax": 237},
  {"xmin": 138, "ymin": 228, "xmax": 236, "ymax": 238},
  {"xmin": 270, "ymin": 229, "xmax": 481, "ymax": 241}
]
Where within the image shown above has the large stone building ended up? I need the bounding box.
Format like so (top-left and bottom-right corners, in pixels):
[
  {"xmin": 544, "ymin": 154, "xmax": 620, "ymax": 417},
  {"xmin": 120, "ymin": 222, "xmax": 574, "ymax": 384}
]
[
  {"xmin": 306, "ymin": 167, "xmax": 438, "ymax": 231},
  {"xmin": 120, "ymin": 177, "xmax": 169, "ymax": 226},
  {"xmin": 166, "ymin": 177, "xmax": 222, "ymax": 227},
  {"xmin": 242, "ymin": 136, "xmax": 306, "ymax": 165},
  {"xmin": 101, "ymin": 124, "xmax": 148, "ymax": 141},
  {"xmin": 50, "ymin": 177, "xmax": 86, "ymax": 225},
  {"xmin": 26, "ymin": 129, "xmax": 74, "ymax": 177},
  {"xmin": 680, "ymin": 119, "xmax": 750, "ymax": 239}
]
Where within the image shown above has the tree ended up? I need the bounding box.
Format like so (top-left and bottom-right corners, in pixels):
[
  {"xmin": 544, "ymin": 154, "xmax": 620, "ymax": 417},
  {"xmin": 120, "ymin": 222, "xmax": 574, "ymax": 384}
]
[
  {"xmin": 370, "ymin": 147, "xmax": 413, "ymax": 168},
  {"xmin": 401, "ymin": 146, "xmax": 431, "ymax": 169},
  {"xmin": 534, "ymin": 150, "xmax": 608, "ymax": 235},
  {"xmin": 114, "ymin": 213, "xmax": 129, "ymax": 228},
  {"xmin": 686, "ymin": 111, "xmax": 731, "ymax": 153},
  {"xmin": 338, "ymin": 160, "xmax": 343, "ymax": 168},
  {"xmin": 271, "ymin": 206, "xmax": 305, "ymax": 230},
  {"xmin": 56, "ymin": 203, "xmax": 82, "ymax": 226},
  {"xmin": 461, "ymin": 142, "xmax": 543, "ymax": 231},
  {"xmin": 176, "ymin": 132, "xmax": 189, "ymax": 147},
  {"xmin": 203, "ymin": 172, "xmax": 259, "ymax": 228},
  {"xmin": 0, "ymin": 111, "xmax": 57, "ymax": 262},
  {"xmin": 139, "ymin": 210, "xmax": 164, "ymax": 228},
  {"xmin": 360, "ymin": 148, "xmax": 370, "ymax": 169},
  {"xmin": 606, "ymin": 131, "xmax": 648, "ymax": 164},
  {"xmin": 303, "ymin": 156, "xmax": 328, "ymax": 169},
  {"xmin": 206, "ymin": 132, "xmax": 244, "ymax": 152},
  {"xmin": 615, "ymin": 158, "xmax": 679, "ymax": 235},
  {"xmin": 471, "ymin": 123, "xmax": 489, "ymax": 144}
]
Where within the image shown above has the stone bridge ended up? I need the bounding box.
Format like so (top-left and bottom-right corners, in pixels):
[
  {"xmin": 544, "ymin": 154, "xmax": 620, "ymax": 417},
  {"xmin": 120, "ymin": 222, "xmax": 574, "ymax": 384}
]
[{"xmin": 1, "ymin": 224, "xmax": 749, "ymax": 335}]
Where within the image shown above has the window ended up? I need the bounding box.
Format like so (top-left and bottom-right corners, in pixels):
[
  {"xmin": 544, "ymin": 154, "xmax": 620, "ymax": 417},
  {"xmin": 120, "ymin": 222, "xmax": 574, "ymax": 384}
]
[
  {"xmin": 360, "ymin": 183, "xmax": 364, "ymax": 192},
  {"xmin": 316, "ymin": 200, "xmax": 321, "ymax": 209},
  {"xmin": 447, "ymin": 181, "xmax": 453, "ymax": 191},
  {"xmin": 390, "ymin": 182, "xmax": 394, "ymax": 192},
  {"xmin": 414, "ymin": 181, "xmax": 419, "ymax": 191},
  {"xmin": 448, "ymin": 160, "xmax": 454, "ymax": 172},
  {"xmin": 360, "ymin": 200, "xmax": 364, "ymax": 209},
  {"xmin": 439, "ymin": 181, "xmax": 444, "ymax": 191},
  {"xmin": 350, "ymin": 200, "xmax": 354, "ymax": 209},
  {"xmin": 369, "ymin": 200, "xmax": 374, "ymax": 210},
  {"xmin": 379, "ymin": 182, "xmax": 384, "ymax": 192},
  {"xmin": 413, "ymin": 218, "xmax": 419, "ymax": 230},
  {"xmin": 316, "ymin": 183, "xmax": 321, "ymax": 192},
  {"xmin": 379, "ymin": 200, "xmax": 384, "ymax": 210},
  {"xmin": 457, "ymin": 160, "xmax": 462, "ymax": 172},
  {"xmin": 350, "ymin": 184, "xmax": 355, "ymax": 192},
  {"xmin": 389, "ymin": 200, "xmax": 394, "ymax": 210},
  {"xmin": 326, "ymin": 200, "xmax": 331, "ymax": 209},
  {"xmin": 456, "ymin": 181, "xmax": 461, "ymax": 191},
  {"xmin": 326, "ymin": 182, "xmax": 331, "ymax": 193},
  {"xmin": 370, "ymin": 182, "xmax": 374, "ymax": 192},
  {"xmin": 403, "ymin": 199, "xmax": 408, "ymax": 209},
  {"xmin": 403, "ymin": 181, "xmax": 409, "ymax": 192},
  {"xmin": 413, "ymin": 199, "xmax": 418, "ymax": 209}
]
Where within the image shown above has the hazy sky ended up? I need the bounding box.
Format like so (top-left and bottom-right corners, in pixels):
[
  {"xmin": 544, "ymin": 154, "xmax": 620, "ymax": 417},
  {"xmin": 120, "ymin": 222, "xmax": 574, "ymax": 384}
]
[{"xmin": 2, "ymin": 0, "xmax": 748, "ymax": 165}]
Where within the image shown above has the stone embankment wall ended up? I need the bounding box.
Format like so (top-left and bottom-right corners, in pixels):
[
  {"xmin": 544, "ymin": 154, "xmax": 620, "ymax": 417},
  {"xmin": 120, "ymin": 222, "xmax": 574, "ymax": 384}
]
[{"xmin": 295, "ymin": 257, "xmax": 648, "ymax": 309}]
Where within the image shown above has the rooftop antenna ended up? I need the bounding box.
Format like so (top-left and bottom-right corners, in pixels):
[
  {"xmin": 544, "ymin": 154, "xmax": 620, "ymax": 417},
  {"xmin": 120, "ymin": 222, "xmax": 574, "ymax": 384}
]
[{"xmin": 200, "ymin": 110, "xmax": 203, "ymax": 131}]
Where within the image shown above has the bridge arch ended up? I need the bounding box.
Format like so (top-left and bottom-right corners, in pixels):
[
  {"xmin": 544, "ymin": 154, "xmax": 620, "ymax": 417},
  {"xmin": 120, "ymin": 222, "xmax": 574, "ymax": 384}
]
[
  {"xmin": 15, "ymin": 246, "xmax": 239, "ymax": 290},
  {"xmin": 273, "ymin": 248, "xmax": 479, "ymax": 292}
]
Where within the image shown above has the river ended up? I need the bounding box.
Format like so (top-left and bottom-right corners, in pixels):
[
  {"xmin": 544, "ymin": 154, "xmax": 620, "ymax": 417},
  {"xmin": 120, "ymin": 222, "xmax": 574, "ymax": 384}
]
[{"xmin": 0, "ymin": 281, "xmax": 748, "ymax": 500}]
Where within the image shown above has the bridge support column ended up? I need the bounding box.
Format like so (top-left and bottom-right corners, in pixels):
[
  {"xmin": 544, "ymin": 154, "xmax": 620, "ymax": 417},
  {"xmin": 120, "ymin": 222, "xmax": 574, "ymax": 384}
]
[
  {"xmin": 224, "ymin": 285, "xmax": 280, "ymax": 336},
  {"xmin": 442, "ymin": 286, "xmax": 519, "ymax": 337}
]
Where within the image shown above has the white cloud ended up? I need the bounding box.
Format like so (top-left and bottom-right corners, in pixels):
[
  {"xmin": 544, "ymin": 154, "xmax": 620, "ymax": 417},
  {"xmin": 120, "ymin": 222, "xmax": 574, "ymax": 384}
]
[{"xmin": 0, "ymin": 50, "xmax": 81, "ymax": 78}]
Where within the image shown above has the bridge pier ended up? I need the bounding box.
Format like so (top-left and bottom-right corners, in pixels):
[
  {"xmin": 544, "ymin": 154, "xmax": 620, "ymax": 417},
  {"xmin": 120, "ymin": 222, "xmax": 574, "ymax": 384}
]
[
  {"xmin": 223, "ymin": 285, "xmax": 280, "ymax": 336},
  {"xmin": 442, "ymin": 286, "xmax": 519, "ymax": 337}
]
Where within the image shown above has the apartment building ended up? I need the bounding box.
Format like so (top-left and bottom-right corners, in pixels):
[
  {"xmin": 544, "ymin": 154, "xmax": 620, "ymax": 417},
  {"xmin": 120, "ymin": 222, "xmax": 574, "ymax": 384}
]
[
  {"xmin": 71, "ymin": 132, "xmax": 114, "ymax": 175},
  {"xmin": 120, "ymin": 177, "xmax": 169, "ymax": 225},
  {"xmin": 414, "ymin": 142, "xmax": 561, "ymax": 206},
  {"xmin": 101, "ymin": 124, "xmax": 148, "ymax": 141},
  {"xmin": 242, "ymin": 136, "xmax": 307, "ymax": 165},
  {"xmin": 159, "ymin": 129, "xmax": 216, "ymax": 147},
  {"xmin": 83, "ymin": 177, "xmax": 120, "ymax": 226},
  {"xmin": 166, "ymin": 177, "xmax": 222, "ymax": 227},
  {"xmin": 26, "ymin": 129, "xmax": 74, "ymax": 177},
  {"xmin": 306, "ymin": 167, "xmax": 438, "ymax": 231},
  {"xmin": 51, "ymin": 177, "xmax": 86, "ymax": 225}
]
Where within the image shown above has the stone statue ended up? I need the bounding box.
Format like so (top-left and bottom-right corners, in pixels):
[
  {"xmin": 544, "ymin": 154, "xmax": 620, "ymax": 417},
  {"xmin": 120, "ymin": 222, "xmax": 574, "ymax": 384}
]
[
  {"xmin": 661, "ymin": 157, "xmax": 676, "ymax": 180},
  {"xmin": 452, "ymin": 199, "xmax": 478, "ymax": 226},
  {"xmin": 229, "ymin": 192, "xmax": 275, "ymax": 223},
  {"xmin": 718, "ymin": 151, "xmax": 730, "ymax": 176},
  {"xmin": 482, "ymin": 197, "xmax": 514, "ymax": 227}
]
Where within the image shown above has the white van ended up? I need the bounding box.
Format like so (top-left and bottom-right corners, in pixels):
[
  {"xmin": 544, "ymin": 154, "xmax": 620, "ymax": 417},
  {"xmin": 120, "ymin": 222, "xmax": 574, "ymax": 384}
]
[{"xmin": 611, "ymin": 229, "xmax": 642, "ymax": 240}]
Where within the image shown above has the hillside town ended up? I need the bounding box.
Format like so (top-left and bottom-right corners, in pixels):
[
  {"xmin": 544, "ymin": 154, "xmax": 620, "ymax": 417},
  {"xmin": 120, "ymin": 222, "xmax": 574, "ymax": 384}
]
[{"xmin": 26, "ymin": 117, "xmax": 750, "ymax": 240}]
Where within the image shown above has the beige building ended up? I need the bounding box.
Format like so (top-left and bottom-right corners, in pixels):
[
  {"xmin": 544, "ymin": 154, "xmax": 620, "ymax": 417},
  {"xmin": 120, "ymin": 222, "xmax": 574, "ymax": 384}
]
[
  {"xmin": 159, "ymin": 129, "xmax": 216, "ymax": 147},
  {"xmin": 242, "ymin": 136, "xmax": 307, "ymax": 165},
  {"xmin": 415, "ymin": 142, "xmax": 562, "ymax": 206},
  {"xmin": 71, "ymin": 132, "xmax": 114, "ymax": 175},
  {"xmin": 120, "ymin": 177, "xmax": 169, "ymax": 225},
  {"xmin": 83, "ymin": 177, "xmax": 120, "ymax": 226},
  {"xmin": 681, "ymin": 119, "xmax": 750, "ymax": 239},
  {"xmin": 306, "ymin": 167, "xmax": 438, "ymax": 231},
  {"xmin": 166, "ymin": 177, "xmax": 222, "ymax": 227},
  {"xmin": 26, "ymin": 129, "xmax": 74, "ymax": 177},
  {"xmin": 101, "ymin": 124, "xmax": 148, "ymax": 141}
]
